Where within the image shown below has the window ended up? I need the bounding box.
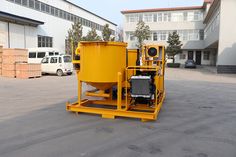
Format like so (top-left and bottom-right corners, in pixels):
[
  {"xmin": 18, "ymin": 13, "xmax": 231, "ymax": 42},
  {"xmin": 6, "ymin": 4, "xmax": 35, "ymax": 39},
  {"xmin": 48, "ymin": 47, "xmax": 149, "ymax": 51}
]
[
  {"xmin": 188, "ymin": 51, "xmax": 194, "ymax": 60},
  {"xmin": 163, "ymin": 13, "xmax": 168, "ymax": 21},
  {"xmin": 50, "ymin": 57, "xmax": 58, "ymax": 63},
  {"xmin": 35, "ymin": 0, "xmax": 40, "ymax": 10},
  {"xmin": 45, "ymin": 4, "xmax": 50, "ymax": 13},
  {"xmin": 37, "ymin": 52, "xmax": 46, "ymax": 58},
  {"xmin": 138, "ymin": 14, "xmax": 143, "ymax": 22},
  {"xmin": 172, "ymin": 12, "xmax": 183, "ymax": 22},
  {"xmin": 38, "ymin": 35, "xmax": 53, "ymax": 48},
  {"xmin": 41, "ymin": 57, "xmax": 49, "ymax": 64},
  {"xmin": 29, "ymin": 0, "xmax": 34, "ymax": 8},
  {"xmin": 55, "ymin": 8, "xmax": 59, "ymax": 16},
  {"xmin": 179, "ymin": 53, "xmax": 186, "ymax": 60},
  {"xmin": 188, "ymin": 30, "xmax": 199, "ymax": 41},
  {"xmin": 59, "ymin": 10, "xmax": 63, "ymax": 18},
  {"xmin": 45, "ymin": 37, "xmax": 49, "ymax": 47},
  {"xmin": 183, "ymin": 31, "xmax": 188, "ymax": 40},
  {"xmin": 41, "ymin": 3, "xmax": 45, "ymax": 12},
  {"xmin": 67, "ymin": 13, "xmax": 71, "ymax": 20},
  {"xmin": 49, "ymin": 52, "xmax": 54, "ymax": 56},
  {"xmin": 153, "ymin": 14, "xmax": 157, "ymax": 22},
  {"xmin": 158, "ymin": 13, "xmax": 162, "ymax": 22},
  {"xmin": 55, "ymin": 52, "xmax": 59, "ymax": 55},
  {"xmin": 7, "ymin": 0, "xmax": 113, "ymax": 33},
  {"xmin": 59, "ymin": 57, "xmax": 62, "ymax": 63},
  {"xmin": 187, "ymin": 12, "xmax": 194, "ymax": 21},
  {"xmin": 15, "ymin": 0, "xmax": 21, "ymax": 4},
  {"xmin": 143, "ymin": 14, "xmax": 153, "ymax": 22},
  {"xmin": 70, "ymin": 15, "xmax": 74, "ymax": 21},
  {"xmin": 63, "ymin": 11, "xmax": 67, "ymax": 19},
  {"xmin": 78, "ymin": 17, "xmax": 81, "ymax": 23},
  {"xmin": 130, "ymin": 34, "xmax": 135, "ymax": 41},
  {"xmin": 51, "ymin": 7, "xmax": 55, "ymax": 15},
  {"xmin": 168, "ymin": 13, "xmax": 171, "ymax": 21},
  {"xmin": 160, "ymin": 31, "xmax": 167, "ymax": 41},
  {"xmin": 42, "ymin": 37, "xmax": 45, "ymax": 47},
  {"xmin": 127, "ymin": 14, "xmax": 139, "ymax": 23},
  {"xmin": 194, "ymin": 11, "xmax": 202, "ymax": 21},
  {"xmin": 183, "ymin": 12, "xmax": 188, "ymax": 21},
  {"xmin": 203, "ymin": 51, "xmax": 210, "ymax": 60},
  {"xmin": 153, "ymin": 32, "xmax": 158, "ymax": 41},
  {"xmin": 200, "ymin": 30, "xmax": 204, "ymax": 40},
  {"xmin": 64, "ymin": 56, "xmax": 72, "ymax": 63},
  {"xmin": 29, "ymin": 52, "xmax": 36, "ymax": 58},
  {"xmin": 22, "ymin": 0, "xmax": 28, "ymax": 6}
]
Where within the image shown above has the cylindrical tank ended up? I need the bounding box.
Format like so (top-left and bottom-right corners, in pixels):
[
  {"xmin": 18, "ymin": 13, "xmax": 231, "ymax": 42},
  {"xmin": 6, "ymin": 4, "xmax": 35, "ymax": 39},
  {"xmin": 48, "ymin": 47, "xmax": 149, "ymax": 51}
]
[
  {"xmin": 127, "ymin": 49, "xmax": 138, "ymax": 79},
  {"xmin": 79, "ymin": 41, "xmax": 127, "ymax": 90},
  {"xmin": 127, "ymin": 49, "xmax": 138, "ymax": 66}
]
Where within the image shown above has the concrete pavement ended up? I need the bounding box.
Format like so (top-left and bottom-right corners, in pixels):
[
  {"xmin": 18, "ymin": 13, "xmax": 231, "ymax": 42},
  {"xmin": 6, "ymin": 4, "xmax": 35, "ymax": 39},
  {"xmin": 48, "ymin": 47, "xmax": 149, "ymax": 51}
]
[{"xmin": 0, "ymin": 68, "xmax": 236, "ymax": 157}]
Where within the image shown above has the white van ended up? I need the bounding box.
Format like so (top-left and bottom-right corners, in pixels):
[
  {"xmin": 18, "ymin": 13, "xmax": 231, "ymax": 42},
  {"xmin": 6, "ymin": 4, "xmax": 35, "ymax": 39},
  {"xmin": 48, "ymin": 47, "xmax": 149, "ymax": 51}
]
[
  {"xmin": 28, "ymin": 48, "xmax": 61, "ymax": 63},
  {"xmin": 41, "ymin": 55, "xmax": 73, "ymax": 76}
]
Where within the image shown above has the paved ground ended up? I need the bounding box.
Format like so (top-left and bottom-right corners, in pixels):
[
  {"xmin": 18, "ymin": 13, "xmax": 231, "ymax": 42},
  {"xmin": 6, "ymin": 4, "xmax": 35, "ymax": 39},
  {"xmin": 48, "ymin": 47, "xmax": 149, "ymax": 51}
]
[{"xmin": 0, "ymin": 68, "xmax": 236, "ymax": 157}]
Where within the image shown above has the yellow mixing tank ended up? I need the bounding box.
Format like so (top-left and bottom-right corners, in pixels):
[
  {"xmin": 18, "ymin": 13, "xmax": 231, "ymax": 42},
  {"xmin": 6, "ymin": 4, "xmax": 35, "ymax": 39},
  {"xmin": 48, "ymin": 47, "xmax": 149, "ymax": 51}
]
[{"xmin": 78, "ymin": 41, "xmax": 127, "ymax": 90}]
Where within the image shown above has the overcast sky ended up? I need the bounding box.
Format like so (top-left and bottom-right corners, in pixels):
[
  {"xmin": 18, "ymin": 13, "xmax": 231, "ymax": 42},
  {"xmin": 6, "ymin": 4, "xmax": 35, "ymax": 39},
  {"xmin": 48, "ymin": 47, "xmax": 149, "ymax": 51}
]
[{"xmin": 70, "ymin": 0, "xmax": 203, "ymax": 26}]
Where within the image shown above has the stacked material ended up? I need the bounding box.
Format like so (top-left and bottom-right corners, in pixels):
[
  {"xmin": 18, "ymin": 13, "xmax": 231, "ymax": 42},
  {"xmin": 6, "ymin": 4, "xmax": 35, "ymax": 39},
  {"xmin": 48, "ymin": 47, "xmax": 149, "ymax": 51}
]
[
  {"xmin": 2, "ymin": 48, "xmax": 28, "ymax": 78},
  {"xmin": 16, "ymin": 63, "xmax": 41, "ymax": 79},
  {"xmin": 0, "ymin": 46, "xmax": 2, "ymax": 75}
]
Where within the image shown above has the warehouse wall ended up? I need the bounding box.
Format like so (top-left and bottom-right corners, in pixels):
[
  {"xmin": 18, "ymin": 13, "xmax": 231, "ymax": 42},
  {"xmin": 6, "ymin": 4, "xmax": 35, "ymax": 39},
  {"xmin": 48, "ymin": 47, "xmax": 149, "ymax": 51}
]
[
  {"xmin": 0, "ymin": 0, "xmax": 116, "ymax": 52},
  {"xmin": 9, "ymin": 23, "xmax": 25, "ymax": 48},
  {"xmin": 0, "ymin": 21, "xmax": 8, "ymax": 47},
  {"xmin": 217, "ymin": 0, "xmax": 236, "ymax": 73}
]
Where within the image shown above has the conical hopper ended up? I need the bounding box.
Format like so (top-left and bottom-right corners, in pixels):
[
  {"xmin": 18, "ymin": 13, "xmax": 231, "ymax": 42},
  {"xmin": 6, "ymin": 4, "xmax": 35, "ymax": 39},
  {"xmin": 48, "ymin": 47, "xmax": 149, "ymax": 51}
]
[
  {"xmin": 78, "ymin": 41, "xmax": 127, "ymax": 91},
  {"xmin": 87, "ymin": 82, "xmax": 116, "ymax": 91}
]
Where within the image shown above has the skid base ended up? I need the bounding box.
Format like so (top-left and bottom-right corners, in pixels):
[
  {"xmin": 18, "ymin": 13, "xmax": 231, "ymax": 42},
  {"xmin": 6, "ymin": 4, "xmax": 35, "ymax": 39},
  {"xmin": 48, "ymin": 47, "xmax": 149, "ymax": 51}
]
[{"xmin": 66, "ymin": 92, "xmax": 165, "ymax": 122}]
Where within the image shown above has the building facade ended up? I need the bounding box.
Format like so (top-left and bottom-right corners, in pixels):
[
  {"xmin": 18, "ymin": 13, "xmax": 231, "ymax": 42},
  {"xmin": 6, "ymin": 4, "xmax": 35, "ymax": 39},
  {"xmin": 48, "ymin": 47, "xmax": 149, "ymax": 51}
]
[
  {"xmin": 0, "ymin": 0, "xmax": 116, "ymax": 53},
  {"xmin": 122, "ymin": 0, "xmax": 236, "ymax": 73}
]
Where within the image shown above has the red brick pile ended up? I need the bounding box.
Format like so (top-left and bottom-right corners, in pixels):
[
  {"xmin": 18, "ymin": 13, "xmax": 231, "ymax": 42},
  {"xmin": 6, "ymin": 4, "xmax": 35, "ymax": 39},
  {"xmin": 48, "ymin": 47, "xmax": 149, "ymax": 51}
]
[{"xmin": 0, "ymin": 48, "xmax": 41, "ymax": 79}]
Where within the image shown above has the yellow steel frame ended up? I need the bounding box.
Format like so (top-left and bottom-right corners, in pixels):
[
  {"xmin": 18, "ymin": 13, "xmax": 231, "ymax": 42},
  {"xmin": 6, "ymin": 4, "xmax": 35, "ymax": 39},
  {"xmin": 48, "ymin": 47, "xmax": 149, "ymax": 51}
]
[{"xmin": 66, "ymin": 65, "xmax": 165, "ymax": 122}]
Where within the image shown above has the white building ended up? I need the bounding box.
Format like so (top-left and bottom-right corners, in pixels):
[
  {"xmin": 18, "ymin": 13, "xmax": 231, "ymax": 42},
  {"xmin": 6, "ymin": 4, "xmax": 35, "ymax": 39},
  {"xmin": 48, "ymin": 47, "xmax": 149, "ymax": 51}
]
[
  {"xmin": 122, "ymin": 0, "xmax": 236, "ymax": 73},
  {"xmin": 0, "ymin": 0, "xmax": 117, "ymax": 53}
]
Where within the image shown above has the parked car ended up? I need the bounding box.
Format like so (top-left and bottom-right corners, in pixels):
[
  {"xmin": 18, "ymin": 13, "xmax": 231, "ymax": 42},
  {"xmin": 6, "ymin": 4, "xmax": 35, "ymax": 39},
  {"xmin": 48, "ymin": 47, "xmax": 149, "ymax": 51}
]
[
  {"xmin": 185, "ymin": 60, "xmax": 196, "ymax": 68},
  {"xmin": 41, "ymin": 55, "xmax": 73, "ymax": 76},
  {"xmin": 28, "ymin": 48, "xmax": 61, "ymax": 63}
]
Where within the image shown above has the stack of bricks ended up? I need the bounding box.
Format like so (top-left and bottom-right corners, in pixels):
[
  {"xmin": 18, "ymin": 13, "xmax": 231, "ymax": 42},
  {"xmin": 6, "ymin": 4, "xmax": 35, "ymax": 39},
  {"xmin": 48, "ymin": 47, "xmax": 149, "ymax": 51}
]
[
  {"xmin": 16, "ymin": 63, "xmax": 41, "ymax": 79},
  {"xmin": 1, "ymin": 48, "xmax": 42, "ymax": 79},
  {"xmin": 0, "ymin": 46, "xmax": 2, "ymax": 75},
  {"xmin": 2, "ymin": 48, "xmax": 28, "ymax": 78}
]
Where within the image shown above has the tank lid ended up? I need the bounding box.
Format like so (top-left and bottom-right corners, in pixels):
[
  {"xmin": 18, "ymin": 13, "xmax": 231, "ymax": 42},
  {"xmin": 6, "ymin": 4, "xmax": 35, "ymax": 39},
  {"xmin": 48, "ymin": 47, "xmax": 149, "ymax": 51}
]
[{"xmin": 80, "ymin": 41, "xmax": 127, "ymax": 47}]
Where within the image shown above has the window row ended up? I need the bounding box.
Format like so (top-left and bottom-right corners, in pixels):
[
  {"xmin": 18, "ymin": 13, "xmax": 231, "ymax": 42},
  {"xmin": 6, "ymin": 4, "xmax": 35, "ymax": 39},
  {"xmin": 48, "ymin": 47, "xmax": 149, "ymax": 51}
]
[
  {"xmin": 7, "ymin": 0, "xmax": 115, "ymax": 35},
  {"xmin": 126, "ymin": 11, "xmax": 203, "ymax": 23},
  {"xmin": 29, "ymin": 51, "xmax": 59, "ymax": 58},
  {"xmin": 179, "ymin": 51, "xmax": 210, "ymax": 60},
  {"xmin": 204, "ymin": 10, "xmax": 220, "ymax": 39},
  {"xmin": 126, "ymin": 29, "xmax": 204, "ymax": 42},
  {"xmin": 38, "ymin": 35, "xmax": 53, "ymax": 48}
]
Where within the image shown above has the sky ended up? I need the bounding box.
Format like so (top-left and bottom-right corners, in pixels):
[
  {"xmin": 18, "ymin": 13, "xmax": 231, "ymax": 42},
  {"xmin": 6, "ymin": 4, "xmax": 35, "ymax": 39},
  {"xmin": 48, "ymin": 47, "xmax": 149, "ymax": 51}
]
[{"xmin": 70, "ymin": 0, "xmax": 203, "ymax": 26}]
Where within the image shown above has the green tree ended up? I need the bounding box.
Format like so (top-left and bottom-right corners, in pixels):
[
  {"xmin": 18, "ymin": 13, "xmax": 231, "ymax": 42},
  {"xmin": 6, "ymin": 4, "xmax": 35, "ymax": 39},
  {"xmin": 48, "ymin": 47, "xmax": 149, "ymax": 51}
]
[
  {"xmin": 134, "ymin": 21, "xmax": 151, "ymax": 50},
  {"xmin": 66, "ymin": 21, "xmax": 83, "ymax": 55},
  {"xmin": 166, "ymin": 31, "xmax": 183, "ymax": 63},
  {"xmin": 82, "ymin": 28, "xmax": 101, "ymax": 41},
  {"xmin": 102, "ymin": 24, "xmax": 112, "ymax": 41}
]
